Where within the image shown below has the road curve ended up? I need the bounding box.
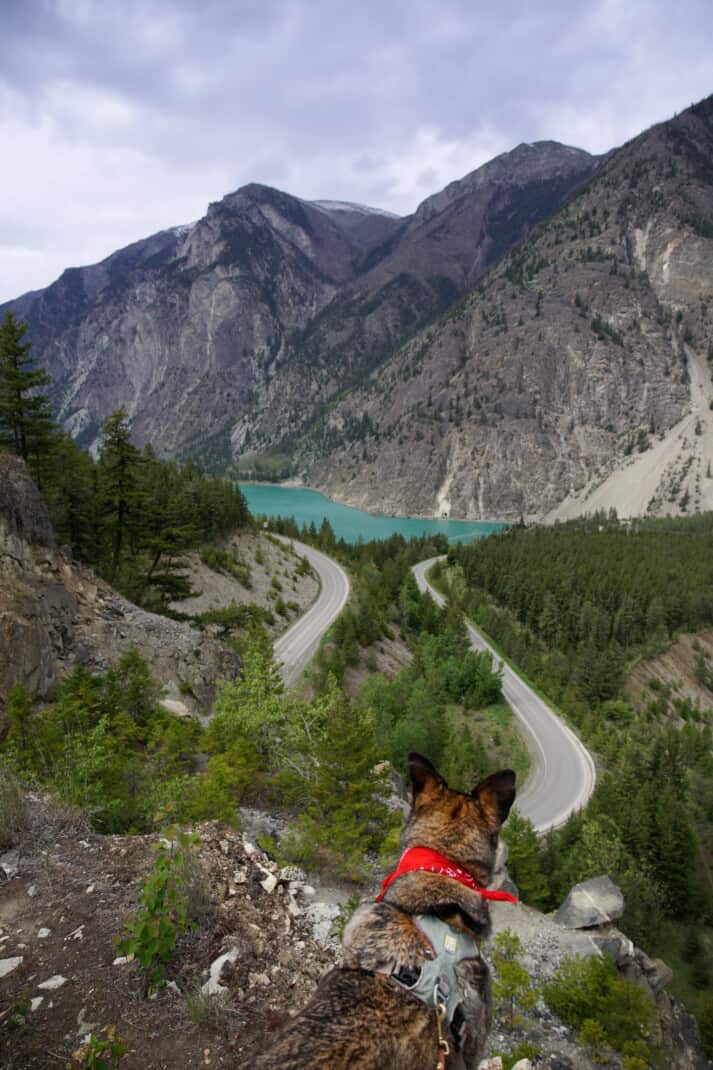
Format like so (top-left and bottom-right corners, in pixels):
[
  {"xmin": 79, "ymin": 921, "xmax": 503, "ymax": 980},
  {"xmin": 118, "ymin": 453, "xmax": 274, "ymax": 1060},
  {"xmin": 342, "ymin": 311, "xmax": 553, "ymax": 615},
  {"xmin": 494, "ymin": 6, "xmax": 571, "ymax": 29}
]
[
  {"xmin": 412, "ymin": 558, "xmax": 596, "ymax": 832},
  {"xmin": 273, "ymin": 537, "xmax": 350, "ymax": 688}
]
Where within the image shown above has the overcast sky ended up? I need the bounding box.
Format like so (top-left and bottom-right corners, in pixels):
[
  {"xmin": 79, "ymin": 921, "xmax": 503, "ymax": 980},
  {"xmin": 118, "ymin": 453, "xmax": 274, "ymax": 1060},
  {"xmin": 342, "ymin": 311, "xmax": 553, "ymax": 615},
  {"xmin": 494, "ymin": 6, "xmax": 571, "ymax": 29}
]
[{"xmin": 2, "ymin": 0, "xmax": 712, "ymax": 302}]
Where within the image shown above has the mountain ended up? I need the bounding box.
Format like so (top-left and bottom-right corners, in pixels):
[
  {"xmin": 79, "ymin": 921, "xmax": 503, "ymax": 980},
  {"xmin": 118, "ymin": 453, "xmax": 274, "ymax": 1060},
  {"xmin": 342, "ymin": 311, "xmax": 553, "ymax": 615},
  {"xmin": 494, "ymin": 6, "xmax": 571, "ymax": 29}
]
[
  {"xmin": 3, "ymin": 142, "xmax": 596, "ymax": 472},
  {"xmin": 301, "ymin": 96, "xmax": 713, "ymax": 520}
]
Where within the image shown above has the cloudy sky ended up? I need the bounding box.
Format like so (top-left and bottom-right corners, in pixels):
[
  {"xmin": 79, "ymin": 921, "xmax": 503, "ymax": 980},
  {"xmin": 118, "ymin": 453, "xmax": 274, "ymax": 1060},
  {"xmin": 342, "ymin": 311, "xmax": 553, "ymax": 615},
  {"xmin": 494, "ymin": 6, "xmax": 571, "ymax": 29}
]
[{"xmin": 2, "ymin": 0, "xmax": 712, "ymax": 302}]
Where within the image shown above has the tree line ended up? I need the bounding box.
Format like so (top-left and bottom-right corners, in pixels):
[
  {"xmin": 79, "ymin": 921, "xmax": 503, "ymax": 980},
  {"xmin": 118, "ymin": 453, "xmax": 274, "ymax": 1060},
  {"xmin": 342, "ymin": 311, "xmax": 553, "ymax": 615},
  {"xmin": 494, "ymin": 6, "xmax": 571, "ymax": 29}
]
[{"xmin": 0, "ymin": 310, "xmax": 249, "ymax": 607}]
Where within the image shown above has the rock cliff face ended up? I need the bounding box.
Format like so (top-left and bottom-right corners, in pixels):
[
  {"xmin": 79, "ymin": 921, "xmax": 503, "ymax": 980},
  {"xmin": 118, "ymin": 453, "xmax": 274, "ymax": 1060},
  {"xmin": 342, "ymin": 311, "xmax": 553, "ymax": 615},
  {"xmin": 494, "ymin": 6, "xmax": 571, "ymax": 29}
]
[
  {"xmin": 4, "ymin": 144, "xmax": 595, "ymax": 476},
  {"xmin": 305, "ymin": 96, "xmax": 713, "ymax": 520},
  {"xmin": 0, "ymin": 455, "xmax": 239, "ymax": 723}
]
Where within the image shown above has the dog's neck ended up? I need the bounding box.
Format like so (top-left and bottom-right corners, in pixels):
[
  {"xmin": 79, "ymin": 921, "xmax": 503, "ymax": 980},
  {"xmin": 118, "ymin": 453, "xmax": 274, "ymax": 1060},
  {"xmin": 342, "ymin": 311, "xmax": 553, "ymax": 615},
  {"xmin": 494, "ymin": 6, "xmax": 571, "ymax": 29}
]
[{"xmin": 381, "ymin": 868, "xmax": 493, "ymax": 937}]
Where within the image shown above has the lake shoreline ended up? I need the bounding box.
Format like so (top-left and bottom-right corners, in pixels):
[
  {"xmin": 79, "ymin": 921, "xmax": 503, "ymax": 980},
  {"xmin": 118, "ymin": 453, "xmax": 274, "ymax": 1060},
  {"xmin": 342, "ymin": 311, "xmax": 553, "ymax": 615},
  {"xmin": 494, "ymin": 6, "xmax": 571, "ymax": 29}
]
[
  {"xmin": 238, "ymin": 484, "xmax": 507, "ymax": 545},
  {"xmin": 237, "ymin": 479, "xmax": 506, "ymax": 526}
]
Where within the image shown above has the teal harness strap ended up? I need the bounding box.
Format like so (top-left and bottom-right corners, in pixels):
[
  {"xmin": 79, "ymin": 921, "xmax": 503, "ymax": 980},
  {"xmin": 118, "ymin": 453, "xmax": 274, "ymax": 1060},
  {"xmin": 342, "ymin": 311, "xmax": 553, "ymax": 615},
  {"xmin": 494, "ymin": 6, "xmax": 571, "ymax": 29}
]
[{"xmin": 391, "ymin": 915, "xmax": 480, "ymax": 1029}]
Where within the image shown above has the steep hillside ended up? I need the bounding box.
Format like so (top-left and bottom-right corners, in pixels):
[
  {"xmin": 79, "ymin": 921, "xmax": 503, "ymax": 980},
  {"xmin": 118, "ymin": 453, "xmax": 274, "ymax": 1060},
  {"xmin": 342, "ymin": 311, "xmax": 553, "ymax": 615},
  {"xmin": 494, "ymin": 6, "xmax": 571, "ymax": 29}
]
[
  {"xmin": 4, "ymin": 146, "xmax": 595, "ymax": 473},
  {"xmin": 305, "ymin": 96, "xmax": 713, "ymax": 520},
  {"xmin": 235, "ymin": 141, "xmax": 597, "ymax": 458},
  {"xmin": 3, "ymin": 188, "xmax": 400, "ymax": 467}
]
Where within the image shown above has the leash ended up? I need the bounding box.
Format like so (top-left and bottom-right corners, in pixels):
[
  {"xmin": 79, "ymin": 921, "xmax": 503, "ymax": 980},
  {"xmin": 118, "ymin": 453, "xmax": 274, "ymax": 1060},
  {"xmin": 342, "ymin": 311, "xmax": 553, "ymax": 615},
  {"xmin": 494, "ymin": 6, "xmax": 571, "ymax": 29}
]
[{"xmin": 435, "ymin": 989, "xmax": 449, "ymax": 1070}]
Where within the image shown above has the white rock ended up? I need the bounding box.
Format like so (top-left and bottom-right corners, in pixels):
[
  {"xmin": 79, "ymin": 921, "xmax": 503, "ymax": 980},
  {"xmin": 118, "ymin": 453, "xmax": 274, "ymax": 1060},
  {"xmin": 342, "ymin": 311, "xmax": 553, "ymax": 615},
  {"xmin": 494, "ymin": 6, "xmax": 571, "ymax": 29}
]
[
  {"xmin": 166, "ymin": 980, "xmax": 180, "ymax": 995},
  {"xmin": 219, "ymin": 839, "xmax": 230, "ymax": 856},
  {"xmin": 301, "ymin": 885, "xmax": 316, "ymax": 898},
  {"xmin": 260, "ymin": 873, "xmax": 278, "ymax": 894},
  {"xmin": 86, "ymin": 885, "xmax": 95, "ymax": 894},
  {"xmin": 478, "ymin": 1060, "xmax": 503, "ymax": 1070},
  {"xmin": 77, "ymin": 1007, "xmax": 98, "ymax": 1036},
  {"xmin": 201, "ymin": 947, "xmax": 239, "ymax": 996},
  {"xmin": 0, "ymin": 956, "xmax": 23, "ymax": 979},
  {"xmin": 511, "ymin": 1061, "xmax": 533, "ymax": 1070},
  {"xmin": 160, "ymin": 698, "xmax": 193, "ymax": 719},
  {"xmin": 233, "ymin": 866, "xmax": 248, "ymax": 884},
  {"xmin": 79, "ymin": 840, "xmax": 90, "ymax": 849},
  {"xmin": 30, "ymin": 997, "xmax": 43, "ymax": 1012},
  {"xmin": 243, "ymin": 839, "xmax": 257, "ymax": 856},
  {"xmin": 37, "ymin": 928, "xmax": 51, "ymax": 939},
  {"xmin": 65, "ymin": 925, "xmax": 85, "ymax": 941},
  {"xmin": 0, "ymin": 851, "xmax": 19, "ymax": 880},
  {"xmin": 27, "ymin": 884, "xmax": 38, "ymax": 898},
  {"xmin": 38, "ymin": 975, "xmax": 67, "ymax": 990},
  {"xmin": 112, "ymin": 954, "xmax": 134, "ymax": 966}
]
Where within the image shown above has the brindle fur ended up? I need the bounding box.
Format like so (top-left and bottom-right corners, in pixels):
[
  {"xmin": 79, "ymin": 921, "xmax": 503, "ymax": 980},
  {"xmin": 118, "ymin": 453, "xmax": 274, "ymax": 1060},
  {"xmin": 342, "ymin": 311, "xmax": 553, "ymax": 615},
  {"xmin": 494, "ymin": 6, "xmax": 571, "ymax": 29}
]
[{"xmin": 253, "ymin": 753, "xmax": 515, "ymax": 1069}]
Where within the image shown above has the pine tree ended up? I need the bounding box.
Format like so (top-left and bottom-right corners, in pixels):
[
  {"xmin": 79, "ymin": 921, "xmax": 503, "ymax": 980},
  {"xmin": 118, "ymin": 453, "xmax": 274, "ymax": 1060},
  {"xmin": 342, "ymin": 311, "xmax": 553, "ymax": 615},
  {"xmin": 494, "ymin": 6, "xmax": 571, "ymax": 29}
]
[
  {"xmin": 97, "ymin": 408, "xmax": 142, "ymax": 581},
  {"xmin": 0, "ymin": 310, "xmax": 55, "ymax": 482}
]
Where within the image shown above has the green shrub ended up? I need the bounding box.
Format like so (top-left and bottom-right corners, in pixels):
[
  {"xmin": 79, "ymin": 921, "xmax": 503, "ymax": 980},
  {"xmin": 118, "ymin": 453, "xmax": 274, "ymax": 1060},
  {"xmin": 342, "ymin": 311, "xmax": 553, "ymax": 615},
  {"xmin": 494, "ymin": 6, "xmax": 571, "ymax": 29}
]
[
  {"xmin": 0, "ymin": 761, "xmax": 28, "ymax": 849},
  {"xmin": 115, "ymin": 829, "xmax": 204, "ymax": 994},
  {"xmin": 544, "ymin": 953, "xmax": 659, "ymax": 1061},
  {"xmin": 491, "ymin": 929, "xmax": 538, "ymax": 1029}
]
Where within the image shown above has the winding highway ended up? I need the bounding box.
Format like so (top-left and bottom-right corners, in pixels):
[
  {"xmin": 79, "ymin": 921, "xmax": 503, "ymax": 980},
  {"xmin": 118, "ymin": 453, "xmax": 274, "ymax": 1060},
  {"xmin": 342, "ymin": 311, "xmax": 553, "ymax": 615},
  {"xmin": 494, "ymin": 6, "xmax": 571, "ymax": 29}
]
[
  {"xmin": 273, "ymin": 537, "xmax": 350, "ymax": 687},
  {"xmin": 412, "ymin": 558, "xmax": 596, "ymax": 832}
]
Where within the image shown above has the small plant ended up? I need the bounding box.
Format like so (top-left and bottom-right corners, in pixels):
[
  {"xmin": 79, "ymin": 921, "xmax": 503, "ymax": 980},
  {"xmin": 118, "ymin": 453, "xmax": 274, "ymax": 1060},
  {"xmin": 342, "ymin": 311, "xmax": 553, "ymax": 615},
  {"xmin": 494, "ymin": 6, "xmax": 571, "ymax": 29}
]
[
  {"xmin": 334, "ymin": 892, "xmax": 363, "ymax": 938},
  {"xmin": 498, "ymin": 1041, "xmax": 542, "ymax": 1070},
  {"xmin": 115, "ymin": 828, "xmax": 201, "ymax": 994},
  {"xmin": 70, "ymin": 1026, "xmax": 127, "ymax": 1069},
  {"xmin": 491, "ymin": 928, "xmax": 538, "ymax": 1029}
]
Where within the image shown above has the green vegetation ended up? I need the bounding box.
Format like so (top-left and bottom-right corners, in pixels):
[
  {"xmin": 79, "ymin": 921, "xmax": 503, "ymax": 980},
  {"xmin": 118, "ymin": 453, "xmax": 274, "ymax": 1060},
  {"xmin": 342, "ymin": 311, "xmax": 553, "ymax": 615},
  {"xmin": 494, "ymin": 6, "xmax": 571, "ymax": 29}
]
[
  {"xmin": 443, "ymin": 513, "xmax": 713, "ymax": 1019},
  {"xmin": 70, "ymin": 1026, "xmax": 128, "ymax": 1069},
  {"xmin": 0, "ymin": 311, "xmax": 54, "ymax": 486},
  {"xmin": 5, "ymin": 649, "xmax": 202, "ymax": 833},
  {"xmin": 0, "ymin": 758, "xmax": 27, "ymax": 850},
  {"xmin": 491, "ymin": 929, "xmax": 538, "ymax": 1029},
  {"xmin": 0, "ymin": 312, "xmax": 249, "ymax": 609},
  {"xmin": 115, "ymin": 828, "xmax": 205, "ymax": 994},
  {"xmin": 543, "ymin": 954, "xmax": 659, "ymax": 1065}
]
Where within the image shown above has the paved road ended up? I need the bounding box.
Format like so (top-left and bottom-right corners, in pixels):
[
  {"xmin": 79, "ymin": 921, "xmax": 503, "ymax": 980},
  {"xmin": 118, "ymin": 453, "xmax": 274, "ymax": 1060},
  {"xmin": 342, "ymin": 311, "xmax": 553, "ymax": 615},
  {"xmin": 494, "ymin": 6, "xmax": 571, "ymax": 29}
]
[
  {"xmin": 412, "ymin": 558, "xmax": 596, "ymax": 832},
  {"xmin": 273, "ymin": 537, "xmax": 350, "ymax": 687}
]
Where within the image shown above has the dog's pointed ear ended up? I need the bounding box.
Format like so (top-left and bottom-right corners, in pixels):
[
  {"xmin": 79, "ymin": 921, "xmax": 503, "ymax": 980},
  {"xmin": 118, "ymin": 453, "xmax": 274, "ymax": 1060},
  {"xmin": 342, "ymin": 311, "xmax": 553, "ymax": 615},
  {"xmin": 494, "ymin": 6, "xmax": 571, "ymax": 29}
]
[
  {"xmin": 472, "ymin": 769, "xmax": 516, "ymax": 826},
  {"xmin": 408, "ymin": 752, "xmax": 447, "ymax": 796}
]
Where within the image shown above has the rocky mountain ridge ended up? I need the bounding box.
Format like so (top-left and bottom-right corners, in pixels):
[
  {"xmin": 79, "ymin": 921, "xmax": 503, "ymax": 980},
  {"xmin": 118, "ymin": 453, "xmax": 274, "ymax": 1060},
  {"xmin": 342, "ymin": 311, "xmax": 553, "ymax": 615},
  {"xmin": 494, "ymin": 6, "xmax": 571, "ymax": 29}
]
[
  {"xmin": 6, "ymin": 96, "xmax": 713, "ymax": 519},
  {"xmin": 305, "ymin": 96, "xmax": 713, "ymax": 520},
  {"xmin": 4, "ymin": 141, "xmax": 597, "ymax": 479}
]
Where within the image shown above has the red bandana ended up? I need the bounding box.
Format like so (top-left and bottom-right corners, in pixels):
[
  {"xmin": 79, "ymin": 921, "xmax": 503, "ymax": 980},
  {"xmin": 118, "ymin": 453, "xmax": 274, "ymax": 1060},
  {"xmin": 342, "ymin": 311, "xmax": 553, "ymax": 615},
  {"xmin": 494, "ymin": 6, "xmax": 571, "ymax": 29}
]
[{"xmin": 375, "ymin": 846, "xmax": 518, "ymax": 904}]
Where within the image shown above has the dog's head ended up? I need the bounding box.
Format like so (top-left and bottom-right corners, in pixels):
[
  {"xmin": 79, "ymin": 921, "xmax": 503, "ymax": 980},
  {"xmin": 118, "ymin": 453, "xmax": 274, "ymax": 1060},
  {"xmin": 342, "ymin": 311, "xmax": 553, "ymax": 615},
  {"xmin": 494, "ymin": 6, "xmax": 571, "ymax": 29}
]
[{"xmin": 402, "ymin": 752, "xmax": 516, "ymax": 888}]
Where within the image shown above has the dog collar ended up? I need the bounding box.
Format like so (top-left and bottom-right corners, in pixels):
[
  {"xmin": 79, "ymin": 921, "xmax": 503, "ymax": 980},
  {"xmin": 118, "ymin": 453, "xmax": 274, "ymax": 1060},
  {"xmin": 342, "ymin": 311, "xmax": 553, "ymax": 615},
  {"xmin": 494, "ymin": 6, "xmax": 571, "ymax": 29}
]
[{"xmin": 375, "ymin": 846, "xmax": 518, "ymax": 904}]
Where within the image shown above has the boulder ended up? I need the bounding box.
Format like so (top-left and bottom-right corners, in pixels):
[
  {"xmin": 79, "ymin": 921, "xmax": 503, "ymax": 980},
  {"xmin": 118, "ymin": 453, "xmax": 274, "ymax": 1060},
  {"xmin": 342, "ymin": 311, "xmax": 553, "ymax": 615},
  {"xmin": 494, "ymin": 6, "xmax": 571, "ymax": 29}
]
[{"xmin": 553, "ymin": 876, "xmax": 624, "ymax": 929}]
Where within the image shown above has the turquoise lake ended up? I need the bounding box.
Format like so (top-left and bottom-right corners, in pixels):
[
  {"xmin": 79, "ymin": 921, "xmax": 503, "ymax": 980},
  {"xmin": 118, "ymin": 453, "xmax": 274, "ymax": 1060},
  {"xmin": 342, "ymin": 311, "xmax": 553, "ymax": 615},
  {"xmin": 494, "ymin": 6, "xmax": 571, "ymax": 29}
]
[{"xmin": 238, "ymin": 484, "xmax": 505, "ymax": 544}]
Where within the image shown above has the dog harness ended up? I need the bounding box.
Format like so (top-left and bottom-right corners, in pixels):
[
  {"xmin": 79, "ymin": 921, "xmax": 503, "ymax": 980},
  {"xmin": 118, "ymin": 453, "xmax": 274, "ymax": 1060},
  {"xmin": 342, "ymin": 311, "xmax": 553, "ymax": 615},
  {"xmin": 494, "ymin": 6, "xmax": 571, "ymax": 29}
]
[{"xmin": 392, "ymin": 914, "xmax": 478, "ymax": 1021}]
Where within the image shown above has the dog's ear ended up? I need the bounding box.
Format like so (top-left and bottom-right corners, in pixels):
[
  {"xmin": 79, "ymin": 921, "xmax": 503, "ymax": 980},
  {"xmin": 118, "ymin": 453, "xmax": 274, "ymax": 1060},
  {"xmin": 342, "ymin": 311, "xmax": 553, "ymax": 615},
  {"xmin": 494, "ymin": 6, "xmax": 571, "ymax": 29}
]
[
  {"xmin": 408, "ymin": 752, "xmax": 447, "ymax": 796},
  {"xmin": 472, "ymin": 769, "xmax": 516, "ymax": 826}
]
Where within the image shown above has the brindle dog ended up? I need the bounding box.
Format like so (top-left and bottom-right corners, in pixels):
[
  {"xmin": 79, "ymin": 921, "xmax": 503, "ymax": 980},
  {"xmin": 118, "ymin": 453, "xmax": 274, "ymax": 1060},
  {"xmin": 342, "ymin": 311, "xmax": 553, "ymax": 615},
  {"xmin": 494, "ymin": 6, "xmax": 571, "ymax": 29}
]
[{"xmin": 253, "ymin": 753, "xmax": 516, "ymax": 1069}]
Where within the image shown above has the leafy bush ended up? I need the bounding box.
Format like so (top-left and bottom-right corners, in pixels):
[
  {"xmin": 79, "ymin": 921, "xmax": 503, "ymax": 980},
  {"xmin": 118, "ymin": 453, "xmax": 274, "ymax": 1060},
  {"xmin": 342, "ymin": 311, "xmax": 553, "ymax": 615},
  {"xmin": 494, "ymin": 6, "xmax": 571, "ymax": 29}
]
[
  {"xmin": 0, "ymin": 760, "xmax": 27, "ymax": 850},
  {"xmin": 491, "ymin": 929, "xmax": 538, "ymax": 1029},
  {"xmin": 544, "ymin": 953, "xmax": 659, "ymax": 1062},
  {"xmin": 115, "ymin": 829, "xmax": 204, "ymax": 994}
]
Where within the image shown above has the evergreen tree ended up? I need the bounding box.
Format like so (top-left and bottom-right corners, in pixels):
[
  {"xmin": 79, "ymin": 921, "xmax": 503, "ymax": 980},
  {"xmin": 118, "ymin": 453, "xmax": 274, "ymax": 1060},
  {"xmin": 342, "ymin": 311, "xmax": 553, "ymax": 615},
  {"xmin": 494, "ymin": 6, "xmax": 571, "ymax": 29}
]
[
  {"xmin": 0, "ymin": 310, "xmax": 55, "ymax": 482},
  {"xmin": 98, "ymin": 408, "xmax": 142, "ymax": 581}
]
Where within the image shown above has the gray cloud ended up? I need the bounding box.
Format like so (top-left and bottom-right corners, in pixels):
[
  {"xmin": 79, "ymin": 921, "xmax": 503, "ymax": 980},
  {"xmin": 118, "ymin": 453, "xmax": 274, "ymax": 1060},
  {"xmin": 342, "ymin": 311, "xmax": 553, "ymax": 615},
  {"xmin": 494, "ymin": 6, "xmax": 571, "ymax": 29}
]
[{"xmin": 2, "ymin": 0, "xmax": 712, "ymax": 300}]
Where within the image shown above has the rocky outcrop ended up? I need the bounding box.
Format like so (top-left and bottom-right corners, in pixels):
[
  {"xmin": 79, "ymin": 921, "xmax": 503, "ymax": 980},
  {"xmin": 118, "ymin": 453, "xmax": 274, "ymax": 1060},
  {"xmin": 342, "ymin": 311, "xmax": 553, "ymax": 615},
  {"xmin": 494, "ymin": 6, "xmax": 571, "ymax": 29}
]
[
  {"xmin": 0, "ymin": 455, "xmax": 239, "ymax": 721},
  {"xmin": 553, "ymin": 875, "xmax": 625, "ymax": 929}
]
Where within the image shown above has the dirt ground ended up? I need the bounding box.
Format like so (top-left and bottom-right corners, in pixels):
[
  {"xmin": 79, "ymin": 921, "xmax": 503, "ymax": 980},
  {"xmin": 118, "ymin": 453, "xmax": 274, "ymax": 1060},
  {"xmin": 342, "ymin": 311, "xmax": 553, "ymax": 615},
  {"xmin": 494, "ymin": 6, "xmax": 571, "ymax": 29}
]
[{"xmin": 0, "ymin": 800, "xmax": 338, "ymax": 1069}]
